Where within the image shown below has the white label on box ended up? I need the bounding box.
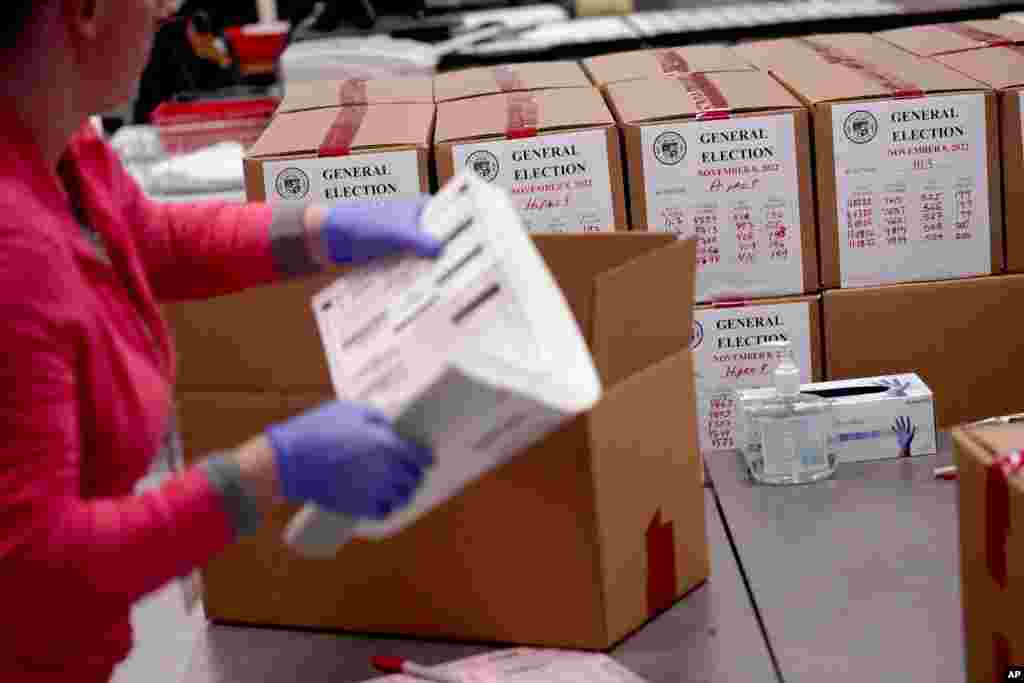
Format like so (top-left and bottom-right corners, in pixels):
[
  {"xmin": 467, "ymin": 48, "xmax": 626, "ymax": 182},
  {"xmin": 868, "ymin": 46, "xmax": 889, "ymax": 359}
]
[
  {"xmin": 692, "ymin": 301, "xmax": 813, "ymax": 452},
  {"xmin": 262, "ymin": 150, "xmax": 421, "ymax": 204},
  {"xmin": 641, "ymin": 114, "xmax": 804, "ymax": 301},
  {"xmin": 453, "ymin": 129, "xmax": 616, "ymax": 233},
  {"xmin": 831, "ymin": 94, "xmax": 992, "ymax": 287}
]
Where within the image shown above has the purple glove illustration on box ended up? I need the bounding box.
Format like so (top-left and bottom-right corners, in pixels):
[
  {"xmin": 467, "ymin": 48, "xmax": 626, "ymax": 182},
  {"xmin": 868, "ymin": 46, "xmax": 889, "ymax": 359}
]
[{"xmin": 892, "ymin": 416, "xmax": 916, "ymax": 458}]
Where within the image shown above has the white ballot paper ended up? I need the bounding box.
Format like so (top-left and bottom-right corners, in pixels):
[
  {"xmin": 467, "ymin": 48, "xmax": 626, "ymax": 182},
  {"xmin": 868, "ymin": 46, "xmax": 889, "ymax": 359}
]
[
  {"xmin": 283, "ymin": 171, "xmax": 603, "ymax": 557},
  {"xmin": 367, "ymin": 649, "xmax": 649, "ymax": 683}
]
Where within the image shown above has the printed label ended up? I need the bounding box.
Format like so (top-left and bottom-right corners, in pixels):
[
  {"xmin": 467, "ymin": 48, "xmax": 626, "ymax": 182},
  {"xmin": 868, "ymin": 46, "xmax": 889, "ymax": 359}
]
[
  {"xmin": 692, "ymin": 301, "xmax": 813, "ymax": 452},
  {"xmin": 453, "ymin": 129, "xmax": 615, "ymax": 233},
  {"xmin": 263, "ymin": 150, "xmax": 422, "ymax": 204},
  {"xmin": 641, "ymin": 113, "xmax": 804, "ymax": 301},
  {"xmin": 832, "ymin": 94, "xmax": 992, "ymax": 287}
]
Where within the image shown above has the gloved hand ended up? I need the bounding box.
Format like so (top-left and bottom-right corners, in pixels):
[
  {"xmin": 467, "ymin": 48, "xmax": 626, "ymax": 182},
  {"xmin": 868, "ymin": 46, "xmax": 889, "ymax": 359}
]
[
  {"xmin": 318, "ymin": 197, "xmax": 442, "ymax": 265},
  {"xmin": 892, "ymin": 416, "xmax": 917, "ymax": 457},
  {"xmin": 266, "ymin": 400, "xmax": 434, "ymax": 519}
]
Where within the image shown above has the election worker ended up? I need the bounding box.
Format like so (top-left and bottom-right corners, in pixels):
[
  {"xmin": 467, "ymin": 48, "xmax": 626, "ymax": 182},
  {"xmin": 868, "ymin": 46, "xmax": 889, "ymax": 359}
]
[{"xmin": 0, "ymin": 1, "xmax": 441, "ymax": 680}]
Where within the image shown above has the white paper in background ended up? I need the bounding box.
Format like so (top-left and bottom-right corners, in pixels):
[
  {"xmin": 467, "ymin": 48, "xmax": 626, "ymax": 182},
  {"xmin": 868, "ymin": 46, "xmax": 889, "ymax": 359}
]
[
  {"xmin": 262, "ymin": 150, "xmax": 422, "ymax": 204},
  {"xmin": 367, "ymin": 649, "xmax": 649, "ymax": 682},
  {"xmin": 692, "ymin": 301, "xmax": 813, "ymax": 452},
  {"xmin": 454, "ymin": 129, "xmax": 616, "ymax": 233},
  {"xmin": 641, "ymin": 114, "xmax": 804, "ymax": 301},
  {"xmin": 307, "ymin": 172, "xmax": 601, "ymax": 542},
  {"xmin": 831, "ymin": 94, "xmax": 992, "ymax": 287}
]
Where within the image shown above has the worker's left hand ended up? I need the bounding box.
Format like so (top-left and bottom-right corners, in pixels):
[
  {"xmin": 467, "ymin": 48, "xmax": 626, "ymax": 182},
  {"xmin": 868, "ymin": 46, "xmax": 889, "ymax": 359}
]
[{"xmin": 314, "ymin": 197, "xmax": 443, "ymax": 265}]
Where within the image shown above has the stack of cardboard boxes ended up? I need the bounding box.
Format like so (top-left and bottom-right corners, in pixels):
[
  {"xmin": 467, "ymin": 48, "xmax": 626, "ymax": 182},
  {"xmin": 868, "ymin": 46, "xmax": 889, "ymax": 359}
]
[{"xmin": 599, "ymin": 57, "xmax": 823, "ymax": 453}]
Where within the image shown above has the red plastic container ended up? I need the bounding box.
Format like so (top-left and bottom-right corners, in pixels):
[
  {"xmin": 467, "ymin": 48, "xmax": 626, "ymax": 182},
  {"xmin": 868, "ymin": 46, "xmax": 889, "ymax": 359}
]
[
  {"xmin": 224, "ymin": 24, "xmax": 289, "ymax": 63},
  {"xmin": 150, "ymin": 97, "xmax": 279, "ymax": 155}
]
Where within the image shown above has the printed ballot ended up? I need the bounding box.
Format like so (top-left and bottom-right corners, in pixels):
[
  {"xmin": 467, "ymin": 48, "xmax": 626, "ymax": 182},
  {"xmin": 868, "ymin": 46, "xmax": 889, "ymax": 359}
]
[
  {"xmin": 368, "ymin": 649, "xmax": 649, "ymax": 683},
  {"xmin": 283, "ymin": 171, "xmax": 603, "ymax": 557}
]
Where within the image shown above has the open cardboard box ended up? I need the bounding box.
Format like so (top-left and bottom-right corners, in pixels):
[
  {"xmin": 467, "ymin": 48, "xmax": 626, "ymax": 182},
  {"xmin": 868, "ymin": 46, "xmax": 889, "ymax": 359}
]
[{"xmin": 167, "ymin": 234, "xmax": 708, "ymax": 649}]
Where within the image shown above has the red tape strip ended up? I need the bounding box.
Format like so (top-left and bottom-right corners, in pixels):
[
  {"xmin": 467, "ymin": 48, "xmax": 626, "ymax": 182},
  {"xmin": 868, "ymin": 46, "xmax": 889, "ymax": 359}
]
[
  {"xmin": 985, "ymin": 450, "xmax": 1024, "ymax": 590},
  {"xmin": 337, "ymin": 79, "xmax": 369, "ymax": 105},
  {"xmin": 995, "ymin": 633, "xmax": 1012, "ymax": 680},
  {"xmin": 678, "ymin": 72, "xmax": 731, "ymax": 119},
  {"xmin": 646, "ymin": 510, "xmax": 677, "ymax": 616},
  {"xmin": 493, "ymin": 64, "xmax": 525, "ymax": 92},
  {"xmin": 318, "ymin": 105, "xmax": 368, "ymax": 157},
  {"xmin": 940, "ymin": 23, "xmax": 1016, "ymax": 48},
  {"xmin": 655, "ymin": 49, "xmax": 691, "ymax": 75},
  {"xmin": 505, "ymin": 92, "xmax": 538, "ymax": 139},
  {"xmin": 797, "ymin": 38, "xmax": 924, "ymax": 98}
]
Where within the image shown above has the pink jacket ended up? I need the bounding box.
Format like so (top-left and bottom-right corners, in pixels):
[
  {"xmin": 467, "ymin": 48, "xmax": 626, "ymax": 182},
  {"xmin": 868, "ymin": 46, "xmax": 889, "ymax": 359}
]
[{"xmin": 0, "ymin": 108, "xmax": 308, "ymax": 680}]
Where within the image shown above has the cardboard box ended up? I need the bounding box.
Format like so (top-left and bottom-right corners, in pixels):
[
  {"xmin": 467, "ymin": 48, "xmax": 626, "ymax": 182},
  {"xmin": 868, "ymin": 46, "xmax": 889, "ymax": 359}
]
[
  {"xmin": 433, "ymin": 61, "xmax": 591, "ymax": 103},
  {"xmin": 740, "ymin": 373, "xmax": 937, "ymax": 463},
  {"xmin": 171, "ymin": 234, "xmax": 709, "ymax": 649},
  {"xmin": 692, "ymin": 295, "xmax": 822, "ymax": 453},
  {"xmin": 952, "ymin": 424, "xmax": 1024, "ymax": 683},
  {"xmin": 823, "ymin": 274, "xmax": 1024, "ymax": 428},
  {"xmin": 244, "ymin": 102, "xmax": 434, "ymax": 204},
  {"xmin": 606, "ymin": 70, "xmax": 818, "ymax": 301},
  {"xmin": 435, "ymin": 88, "xmax": 628, "ymax": 233},
  {"xmin": 581, "ymin": 44, "xmax": 754, "ymax": 88},
  {"xmin": 736, "ymin": 33, "xmax": 1003, "ymax": 289},
  {"xmin": 933, "ymin": 47, "xmax": 1024, "ymax": 273},
  {"xmin": 877, "ymin": 19, "xmax": 1024, "ymax": 58},
  {"xmin": 277, "ymin": 76, "xmax": 435, "ymax": 113}
]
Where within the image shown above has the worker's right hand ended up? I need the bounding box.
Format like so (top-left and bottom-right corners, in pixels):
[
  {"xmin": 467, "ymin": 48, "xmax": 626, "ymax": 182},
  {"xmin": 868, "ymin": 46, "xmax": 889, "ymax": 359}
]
[{"xmin": 266, "ymin": 401, "xmax": 434, "ymax": 519}]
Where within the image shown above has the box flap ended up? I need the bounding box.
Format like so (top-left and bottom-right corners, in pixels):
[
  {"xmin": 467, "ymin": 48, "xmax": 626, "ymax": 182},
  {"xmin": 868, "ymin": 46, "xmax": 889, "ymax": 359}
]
[
  {"xmin": 878, "ymin": 19, "xmax": 1024, "ymax": 57},
  {"xmin": 592, "ymin": 238, "xmax": 696, "ymax": 388},
  {"xmin": 736, "ymin": 34, "xmax": 988, "ymax": 104},
  {"xmin": 435, "ymin": 88, "xmax": 613, "ymax": 143},
  {"xmin": 278, "ymin": 77, "xmax": 435, "ymax": 112},
  {"xmin": 582, "ymin": 45, "xmax": 753, "ymax": 87},
  {"xmin": 248, "ymin": 103, "xmax": 434, "ymax": 157},
  {"xmin": 606, "ymin": 70, "xmax": 803, "ymax": 125},
  {"xmin": 936, "ymin": 47, "xmax": 1024, "ymax": 90},
  {"xmin": 434, "ymin": 61, "xmax": 591, "ymax": 102},
  {"xmin": 532, "ymin": 234, "xmax": 678, "ymax": 388}
]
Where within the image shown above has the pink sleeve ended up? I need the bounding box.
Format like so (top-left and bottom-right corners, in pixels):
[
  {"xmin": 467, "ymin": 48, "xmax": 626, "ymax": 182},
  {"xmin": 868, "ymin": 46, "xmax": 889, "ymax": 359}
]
[
  {"xmin": 111, "ymin": 144, "xmax": 323, "ymax": 302},
  {"xmin": 0, "ymin": 233, "xmax": 234, "ymax": 649}
]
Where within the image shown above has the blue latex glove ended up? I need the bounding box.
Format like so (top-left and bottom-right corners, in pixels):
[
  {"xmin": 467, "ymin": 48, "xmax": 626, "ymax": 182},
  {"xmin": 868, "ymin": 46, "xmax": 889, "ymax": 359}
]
[
  {"xmin": 320, "ymin": 197, "xmax": 443, "ymax": 265},
  {"xmin": 267, "ymin": 401, "xmax": 435, "ymax": 519}
]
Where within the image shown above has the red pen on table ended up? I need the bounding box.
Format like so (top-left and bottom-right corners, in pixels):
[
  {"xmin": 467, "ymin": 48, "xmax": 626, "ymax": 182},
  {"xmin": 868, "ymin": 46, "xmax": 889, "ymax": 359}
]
[
  {"xmin": 371, "ymin": 656, "xmax": 463, "ymax": 683},
  {"xmin": 934, "ymin": 465, "xmax": 958, "ymax": 480}
]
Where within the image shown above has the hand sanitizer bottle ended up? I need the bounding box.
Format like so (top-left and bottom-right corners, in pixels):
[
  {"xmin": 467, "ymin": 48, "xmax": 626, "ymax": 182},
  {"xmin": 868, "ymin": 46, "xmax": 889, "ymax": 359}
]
[{"xmin": 735, "ymin": 340, "xmax": 838, "ymax": 485}]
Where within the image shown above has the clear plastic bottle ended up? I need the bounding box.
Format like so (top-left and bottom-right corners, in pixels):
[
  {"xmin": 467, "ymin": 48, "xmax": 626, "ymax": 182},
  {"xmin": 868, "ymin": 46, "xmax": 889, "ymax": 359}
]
[{"xmin": 735, "ymin": 340, "xmax": 838, "ymax": 485}]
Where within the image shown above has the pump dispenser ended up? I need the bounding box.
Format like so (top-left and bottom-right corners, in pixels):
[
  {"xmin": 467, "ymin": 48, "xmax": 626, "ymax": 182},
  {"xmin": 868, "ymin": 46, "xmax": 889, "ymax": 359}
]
[{"xmin": 735, "ymin": 340, "xmax": 838, "ymax": 485}]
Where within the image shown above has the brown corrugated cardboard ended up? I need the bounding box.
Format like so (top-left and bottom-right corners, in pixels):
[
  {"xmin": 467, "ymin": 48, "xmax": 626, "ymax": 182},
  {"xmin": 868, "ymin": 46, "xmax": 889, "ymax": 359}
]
[
  {"xmin": 951, "ymin": 424, "xmax": 1024, "ymax": 683},
  {"xmin": 581, "ymin": 44, "xmax": 754, "ymax": 88},
  {"xmin": 934, "ymin": 47, "xmax": 1024, "ymax": 273},
  {"xmin": 433, "ymin": 61, "xmax": 591, "ymax": 102},
  {"xmin": 435, "ymin": 88, "xmax": 628, "ymax": 232},
  {"xmin": 244, "ymin": 102, "xmax": 434, "ymax": 204},
  {"xmin": 606, "ymin": 70, "xmax": 818, "ymax": 301},
  {"xmin": 278, "ymin": 76, "xmax": 435, "ymax": 113},
  {"xmin": 172, "ymin": 234, "xmax": 708, "ymax": 649},
  {"xmin": 823, "ymin": 274, "xmax": 1024, "ymax": 428},
  {"xmin": 736, "ymin": 34, "xmax": 1003, "ymax": 289},
  {"xmin": 878, "ymin": 19, "xmax": 1024, "ymax": 57},
  {"xmin": 693, "ymin": 295, "xmax": 822, "ymax": 453}
]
